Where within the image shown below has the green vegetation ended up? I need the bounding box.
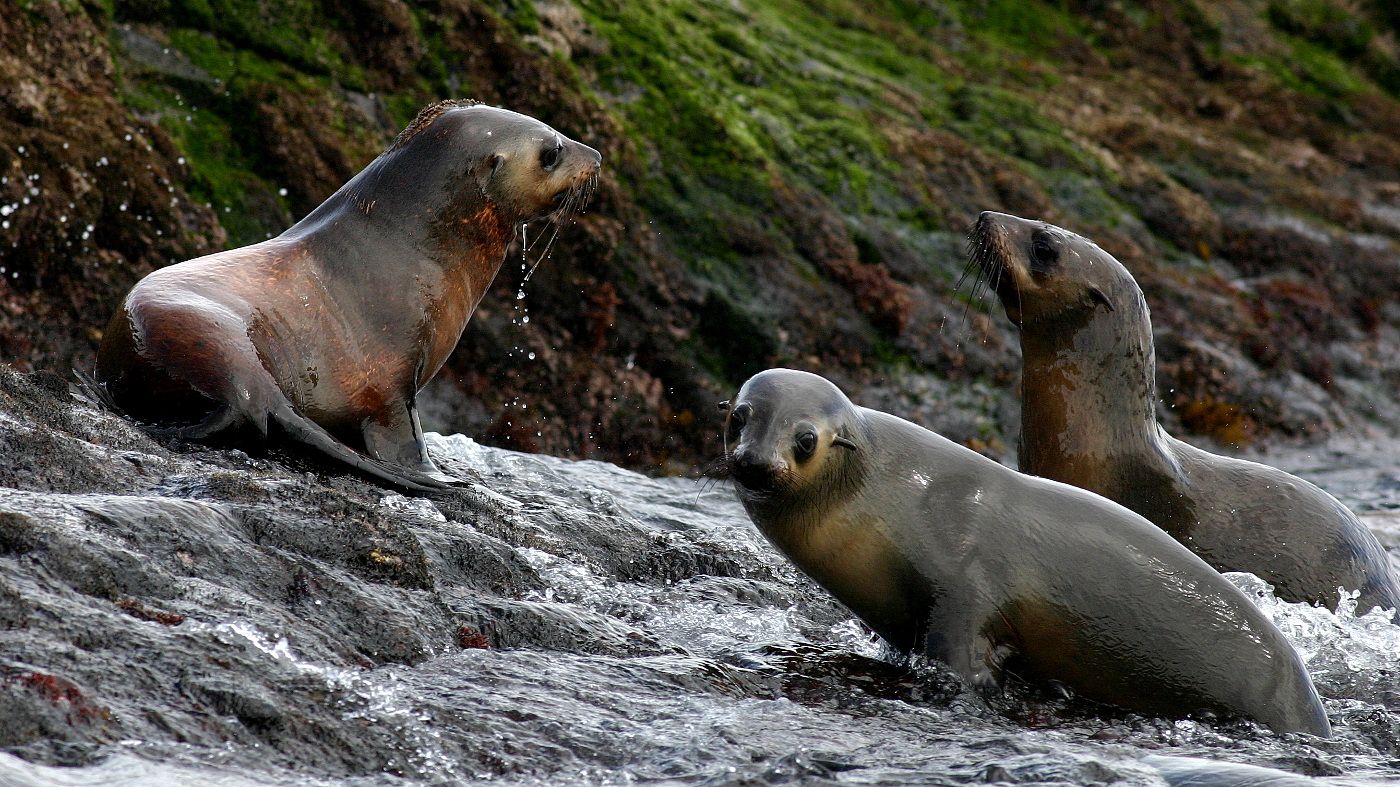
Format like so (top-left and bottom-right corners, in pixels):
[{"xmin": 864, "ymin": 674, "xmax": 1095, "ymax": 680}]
[
  {"xmin": 161, "ymin": 0, "xmax": 352, "ymax": 79},
  {"xmin": 101, "ymin": 0, "xmax": 1400, "ymax": 400}
]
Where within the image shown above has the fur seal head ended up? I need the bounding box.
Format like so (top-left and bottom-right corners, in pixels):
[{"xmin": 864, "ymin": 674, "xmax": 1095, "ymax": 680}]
[
  {"xmin": 721, "ymin": 369, "xmax": 864, "ymax": 513},
  {"xmin": 967, "ymin": 210, "xmax": 1135, "ymax": 327},
  {"xmin": 302, "ymin": 100, "xmax": 603, "ymax": 252}
]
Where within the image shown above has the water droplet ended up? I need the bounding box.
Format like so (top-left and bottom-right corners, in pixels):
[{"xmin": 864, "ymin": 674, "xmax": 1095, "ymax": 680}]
[
  {"xmin": 278, "ymin": 188, "xmax": 287, "ymax": 196},
  {"xmin": 119, "ymin": 203, "xmax": 127, "ymax": 212},
  {"xmin": 521, "ymin": 316, "xmax": 530, "ymax": 324},
  {"xmin": 527, "ymin": 352, "xmax": 536, "ymax": 360}
]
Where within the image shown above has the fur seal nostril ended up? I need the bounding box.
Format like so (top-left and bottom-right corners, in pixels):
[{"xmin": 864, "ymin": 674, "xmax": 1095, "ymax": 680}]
[{"xmin": 731, "ymin": 451, "xmax": 777, "ymax": 490}]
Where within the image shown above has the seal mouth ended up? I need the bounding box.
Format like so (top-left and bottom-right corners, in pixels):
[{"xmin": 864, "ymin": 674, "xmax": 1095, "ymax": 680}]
[
  {"xmin": 519, "ymin": 170, "xmax": 600, "ymax": 280},
  {"xmin": 709, "ymin": 452, "xmax": 791, "ymax": 501},
  {"xmin": 962, "ymin": 213, "xmax": 1022, "ymax": 319},
  {"xmin": 732, "ymin": 462, "xmax": 780, "ymax": 494}
]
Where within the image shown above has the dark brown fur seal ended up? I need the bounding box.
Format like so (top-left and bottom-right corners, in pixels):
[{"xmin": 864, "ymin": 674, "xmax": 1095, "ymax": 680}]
[
  {"xmin": 87, "ymin": 101, "xmax": 601, "ymax": 491},
  {"xmin": 725, "ymin": 368, "xmax": 1330, "ymax": 736},
  {"xmin": 969, "ymin": 210, "xmax": 1400, "ymax": 613}
]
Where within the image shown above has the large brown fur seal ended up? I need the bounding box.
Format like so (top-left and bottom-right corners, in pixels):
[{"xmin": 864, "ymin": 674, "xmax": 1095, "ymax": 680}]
[
  {"xmin": 969, "ymin": 210, "xmax": 1400, "ymax": 613},
  {"xmin": 87, "ymin": 101, "xmax": 601, "ymax": 491},
  {"xmin": 724, "ymin": 368, "xmax": 1330, "ymax": 736}
]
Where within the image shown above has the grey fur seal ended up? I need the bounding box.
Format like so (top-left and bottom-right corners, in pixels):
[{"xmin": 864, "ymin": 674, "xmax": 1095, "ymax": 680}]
[
  {"xmin": 969, "ymin": 210, "xmax": 1400, "ymax": 613},
  {"xmin": 87, "ymin": 100, "xmax": 601, "ymax": 492},
  {"xmin": 724, "ymin": 368, "xmax": 1330, "ymax": 737}
]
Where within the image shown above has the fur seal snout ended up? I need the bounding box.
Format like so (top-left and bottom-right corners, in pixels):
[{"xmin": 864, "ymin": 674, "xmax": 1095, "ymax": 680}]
[
  {"xmin": 90, "ymin": 101, "xmax": 601, "ymax": 492},
  {"xmin": 725, "ymin": 368, "xmax": 1330, "ymax": 736},
  {"xmin": 970, "ymin": 210, "xmax": 1400, "ymax": 613}
]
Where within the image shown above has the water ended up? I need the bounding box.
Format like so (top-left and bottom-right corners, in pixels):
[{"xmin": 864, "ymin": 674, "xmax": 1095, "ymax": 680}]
[{"xmin": 3, "ymin": 434, "xmax": 1399, "ymax": 785}]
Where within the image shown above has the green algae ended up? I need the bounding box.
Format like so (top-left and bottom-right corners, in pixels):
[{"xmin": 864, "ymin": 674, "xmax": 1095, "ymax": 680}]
[
  {"xmin": 162, "ymin": 0, "xmax": 350, "ymax": 79},
  {"xmin": 100, "ymin": 0, "xmax": 1400, "ymax": 400}
]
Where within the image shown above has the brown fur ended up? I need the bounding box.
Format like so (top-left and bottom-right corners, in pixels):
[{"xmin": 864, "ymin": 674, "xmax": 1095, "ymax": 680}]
[{"xmin": 92, "ymin": 103, "xmax": 601, "ymax": 491}]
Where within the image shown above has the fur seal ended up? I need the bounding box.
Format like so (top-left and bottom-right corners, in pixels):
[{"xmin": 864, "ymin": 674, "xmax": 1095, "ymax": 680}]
[
  {"xmin": 968, "ymin": 210, "xmax": 1400, "ymax": 613},
  {"xmin": 723, "ymin": 368, "xmax": 1330, "ymax": 737},
  {"xmin": 87, "ymin": 100, "xmax": 601, "ymax": 491}
]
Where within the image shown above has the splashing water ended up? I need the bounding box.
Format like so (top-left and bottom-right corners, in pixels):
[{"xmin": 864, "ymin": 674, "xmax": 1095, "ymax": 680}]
[{"xmin": 4, "ymin": 436, "xmax": 1400, "ymax": 785}]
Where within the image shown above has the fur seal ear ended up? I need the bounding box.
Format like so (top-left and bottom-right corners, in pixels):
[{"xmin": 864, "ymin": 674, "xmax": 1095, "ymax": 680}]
[
  {"xmin": 1088, "ymin": 287, "xmax": 1115, "ymax": 312},
  {"xmin": 832, "ymin": 434, "xmax": 857, "ymax": 450}
]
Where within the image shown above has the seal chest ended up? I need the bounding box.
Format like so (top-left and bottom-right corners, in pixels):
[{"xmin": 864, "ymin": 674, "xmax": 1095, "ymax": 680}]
[
  {"xmin": 90, "ymin": 101, "xmax": 601, "ymax": 492},
  {"xmin": 969, "ymin": 210, "xmax": 1400, "ymax": 613},
  {"xmin": 723, "ymin": 368, "xmax": 1330, "ymax": 736}
]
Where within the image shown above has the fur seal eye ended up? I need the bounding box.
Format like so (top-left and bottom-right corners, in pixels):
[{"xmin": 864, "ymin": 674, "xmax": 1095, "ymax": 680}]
[
  {"xmin": 795, "ymin": 431, "xmax": 817, "ymax": 459},
  {"xmin": 540, "ymin": 144, "xmax": 563, "ymax": 171},
  {"xmin": 1030, "ymin": 238, "xmax": 1059, "ymax": 270}
]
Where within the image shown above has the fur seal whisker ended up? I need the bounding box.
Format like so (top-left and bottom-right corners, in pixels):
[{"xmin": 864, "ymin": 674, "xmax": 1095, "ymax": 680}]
[{"xmin": 523, "ymin": 174, "xmax": 594, "ymax": 281}]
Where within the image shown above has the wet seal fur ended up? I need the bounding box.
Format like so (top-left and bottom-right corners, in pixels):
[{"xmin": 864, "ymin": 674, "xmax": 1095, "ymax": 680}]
[
  {"xmin": 86, "ymin": 101, "xmax": 601, "ymax": 492},
  {"xmin": 723, "ymin": 368, "xmax": 1330, "ymax": 736},
  {"xmin": 968, "ymin": 211, "xmax": 1400, "ymax": 613}
]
